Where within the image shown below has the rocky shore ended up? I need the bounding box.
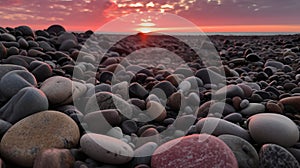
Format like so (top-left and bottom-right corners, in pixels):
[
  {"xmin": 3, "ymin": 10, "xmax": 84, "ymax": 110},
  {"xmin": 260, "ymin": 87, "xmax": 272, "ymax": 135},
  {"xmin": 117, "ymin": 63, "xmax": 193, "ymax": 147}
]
[{"xmin": 0, "ymin": 25, "xmax": 300, "ymax": 168}]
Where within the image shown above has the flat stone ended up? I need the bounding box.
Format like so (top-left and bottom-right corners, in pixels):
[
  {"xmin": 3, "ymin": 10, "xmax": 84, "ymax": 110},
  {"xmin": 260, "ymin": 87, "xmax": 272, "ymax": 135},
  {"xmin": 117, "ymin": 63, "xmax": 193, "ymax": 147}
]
[
  {"xmin": 151, "ymin": 134, "xmax": 238, "ymax": 168},
  {"xmin": 0, "ymin": 70, "xmax": 37, "ymax": 98},
  {"xmin": 0, "ymin": 87, "xmax": 48, "ymax": 124},
  {"xmin": 83, "ymin": 109, "xmax": 122, "ymax": 134},
  {"xmin": 0, "ymin": 64, "xmax": 27, "ymax": 80},
  {"xmin": 240, "ymin": 103, "xmax": 265, "ymax": 116},
  {"xmin": 218, "ymin": 134, "xmax": 259, "ymax": 168},
  {"xmin": 33, "ymin": 149, "xmax": 75, "ymax": 168},
  {"xmin": 80, "ymin": 133, "xmax": 134, "ymax": 164},
  {"xmin": 196, "ymin": 117, "xmax": 250, "ymax": 141},
  {"xmin": 279, "ymin": 96, "xmax": 300, "ymax": 112},
  {"xmin": 84, "ymin": 92, "xmax": 132, "ymax": 118},
  {"xmin": 259, "ymin": 144, "xmax": 300, "ymax": 168},
  {"xmin": 0, "ymin": 111, "xmax": 80, "ymax": 167},
  {"xmin": 248, "ymin": 113, "xmax": 299, "ymax": 147},
  {"xmin": 214, "ymin": 85, "xmax": 245, "ymax": 99}
]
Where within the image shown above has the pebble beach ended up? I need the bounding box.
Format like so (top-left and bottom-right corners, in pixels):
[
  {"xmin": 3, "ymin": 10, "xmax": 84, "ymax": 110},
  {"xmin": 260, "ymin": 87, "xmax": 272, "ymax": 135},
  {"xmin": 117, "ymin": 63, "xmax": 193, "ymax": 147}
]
[{"xmin": 0, "ymin": 25, "xmax": 300, "ymax": 168}]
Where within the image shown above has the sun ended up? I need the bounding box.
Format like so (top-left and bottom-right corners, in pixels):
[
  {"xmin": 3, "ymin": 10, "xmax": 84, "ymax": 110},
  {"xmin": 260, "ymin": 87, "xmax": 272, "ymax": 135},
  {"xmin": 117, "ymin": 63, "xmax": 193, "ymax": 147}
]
[{"xmin": 138, "ymin": 27, "xmax": 152, "ymax": 33}]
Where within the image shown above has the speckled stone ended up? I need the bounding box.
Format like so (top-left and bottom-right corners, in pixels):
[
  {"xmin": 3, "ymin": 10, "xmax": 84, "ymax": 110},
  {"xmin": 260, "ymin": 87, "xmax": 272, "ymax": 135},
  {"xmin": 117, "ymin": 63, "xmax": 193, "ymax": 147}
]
[
  {"xmin": 151, "ymin": 134, "xmax": 238, "ymax": 168},
  {"xmin": 33, "ymin": 149, "xmax": 75, "ymax": 168},
  {"xmin": 259, "ymin": 144, "xmax": 300, "ymax": 168},
  {"xmin": 196, "ymin": 117, "xmax": 250, "ymax": 141},
  {"xmin": 80, "ymin": 133, "xmax": 134, "ymax": 164},
  {"xmin": 248, "ymin": 113, "xmax": 299, "ymax": 147},
  {"xmin": 0, "ymin": 111, "xmax": 80, "ymax": 167},
  {"xmin": 218, "ymin": 134, "xmax": 259, "ymax": 168}
]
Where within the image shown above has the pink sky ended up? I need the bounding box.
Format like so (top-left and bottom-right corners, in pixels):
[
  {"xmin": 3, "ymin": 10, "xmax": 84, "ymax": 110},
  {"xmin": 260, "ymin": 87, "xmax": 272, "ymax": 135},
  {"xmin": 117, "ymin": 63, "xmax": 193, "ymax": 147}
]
[{"xmin": 0, "ymin": 0, "xmax": 299, "ymax": 32}]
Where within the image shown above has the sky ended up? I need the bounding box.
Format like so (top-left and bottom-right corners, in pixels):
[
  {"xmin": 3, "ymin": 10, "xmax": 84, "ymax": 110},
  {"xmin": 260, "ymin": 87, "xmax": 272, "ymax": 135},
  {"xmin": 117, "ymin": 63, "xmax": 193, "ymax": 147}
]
[{"xmin": 0, "ymin": 0, "xmax": 300, "ymax": 32}]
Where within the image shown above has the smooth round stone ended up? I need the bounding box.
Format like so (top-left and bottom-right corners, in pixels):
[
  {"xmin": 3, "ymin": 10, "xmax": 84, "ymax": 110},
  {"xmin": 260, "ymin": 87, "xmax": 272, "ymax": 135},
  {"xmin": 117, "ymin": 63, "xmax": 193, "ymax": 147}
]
[
  {"xmin": 265, "ymin": 60, "xmax": 284, "ymax": 69},
  {"xmin": 80, "ymin": 133, "xmax": 134, "ymax": 164},
  {"xmin": 84, "ymin": 92, "xmax": 132, "ymax": 118},
  {"xmin": 218, "ymin": 134, "xmax": 259, "ymax": 168},
  {"xmin": 136, "ymin": 128, "xmax": 160, "ymax": 147},
  {"xmin": 83, "ymin": 109, "xmax": 121, "ymax": 134},
  {"xmin": 29, "ymin": 61, "xmax": 53, "ymax": 82},
  {"xmin": 195, "ymin": 68, "xmax": 226, "ymax": 84},
  {"xmin": 167, "ymin": 92, "xmax": 182, "ymax": 111},
  {"xmin": 0, "ymin": 70, "xmax": 37, "ymax": 98},
  {"xmin": 41, "ymin": 76, "xmax": 86, "ymax": 105},
  {"xmin": 17, "ymin": 38, "xmax": 28, "ymax": 49},
  {"xmin": 215, "ymin": 84, "xmax": 245, "ymax": 99},
  {"xmin": 129, "ymin": 82, "xmax": 149, "ymax": 100},
  {"xmin": 240, "ymin": 99, "xmax": 250, "ymax": 109},
  {"xmin": 59, "ymin": 39, "xmax": 77, "ymax": 51},
  {"xmin": 245, "ymin": 53, "xmax": 261, "ymax": 62},
  {"xmin": 0, "ymin": 87, "xmax": 48, "ymax": 124},
  {"xmin": 248, "ymin": 113, "xmax": 299, "ymax": 147},
  {"xmin": 131, "ymin": 142, "xmax": 158, "ymax": 166},
  {"xmin": 173, "ymin": 115, "xmax": 197, "ymax": 131},
  {"xmin": 0, "ymin": 111, "xmax": 80, "ymax": 167},
  {"xmin": 15, "ymin": 25, "xmax": 34, "ymax": 37},
  {"xmin": 151, "ymin": 134, "xmax": 238, "ymax": 168},
  {"xmin": 196, "ymin": 117, "xmax": 250, "ymax": 141},
  {"xmin": 121, "ymin": 120, "xmax": 138, "ymax": 135},
  {"xmin": 279, "ymin": 96, "xmax": 300, "ymax": 111},
  {"xmin": 146, "ymin": 101, "xmax": 167, "ymax": 122},
  {"xmin": 288, "ymin": 148, "xmax": 300, "ymax": 163},
  {"xmin": 210, "ymin": 102, "xmax": 236, "ymax": 116},
  {"xmin": 266, "ymin": 102, "xmax": 283, "ymax": 113},
  {"xmin": 7, "ymin": 46, "xmax": 19, "ymax": 56},
  {"xmin": 0, "ymin": 33, "xmax": 16, "ymax": 42},
  {"xmin": 240, "ymin": 103, "xmax": 265, "ymax": 116},
  {"xmin": 232, "ymin": 96, "xmax": 242, "ymax": 110},
  {"xmin": 152, "ymin": 81, "xmax": 177, "ymax": 98},
  {"xmin": 0, "ymin": 64, "xmax": 27, "ymax": 80},
  {"xmin": 223, "ymin": 113, "xmax": 243, "ymax": 123},
  {"xmin": 33, "ymin": 149, "xmax": 75, "ymax": 168},
  {"xmin": 106, "ymin": 127, "xmax": 123, "ymax": 139},
  {"xmin": 46, "ymin": 24, "xmax": 66, "ymax": 34},
  {"xmin": 259, "ymin": 144, "xmax": 300, "ymax": 168},
  {"xmin": 237, "ymin": 84, "xmax": 253, "ymax": 97}
]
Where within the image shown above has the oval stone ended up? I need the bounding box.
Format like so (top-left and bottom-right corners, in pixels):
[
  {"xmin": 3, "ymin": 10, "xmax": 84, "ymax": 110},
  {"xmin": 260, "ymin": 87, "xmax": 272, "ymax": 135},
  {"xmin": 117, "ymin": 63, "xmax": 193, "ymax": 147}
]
[
  {"xmin": 0, "ymin": 111, "xmax": 80, "ymax": 167},
  {"xmin": 80, "ymin": 133, "xmax": 134, "ymax": 164},
  {"xmin": 151, "ymin": 134, "xmax": 238, "ymax": 168},
  {"xmin": 196, "ymin": 117, "xmax": 250, "ymax": 141},
  {"xmin": 248, "ymin": 113, "xmax": 299, "ymax": 147}
]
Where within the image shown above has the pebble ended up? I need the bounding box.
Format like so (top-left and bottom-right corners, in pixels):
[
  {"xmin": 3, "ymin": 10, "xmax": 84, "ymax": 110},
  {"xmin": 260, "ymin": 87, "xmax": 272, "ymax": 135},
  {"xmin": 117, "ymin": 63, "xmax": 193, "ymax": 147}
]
[
  {"xmin": 46, "ymin": 24, "xmax": 66, "ymax": 34},
  {"xmin": 259, "ymin": 144, "xmax": 300, "ymax": 168},
  {"xmin": 223, "ymin": 113, "xmax": 243, "ymax": 123},
  {"xmin": 240, "ymin": 103, "xmax": 265, "ymax": 116},
  {"xmin": 132, "ymin": 142, "xmax": 158, "ymax": 166},
  {"xmin": 218, "ymin": 134, "xmax": 259, "ymax": 168},
  {"xmin": 266, "ymin": 102, "xmax": 283, "ymax": 113},
  {"xmin": 15, "ymin": 25, "xmax": 35, "ymax": 37},
  {"xmin": 0, "ymin": 64, "xmax": 27, "ymax": 80},
  {"xmin": 279, "ymin": 96, "xmax": 300, "ymax": 111},
  {"xmin": 0, "ymin": 87, "xmax": 48, "ymax": 124},
  {"xmin": 0, "ymin": 111, "xmax": 80, "ymax": 167},
  {"xmin": 0, "ymin": 119, "xmax": 12, "ymax": 137},
  {"xmin": 0, "ymin": 43, "xmax": 7, "ymax": 59},
  {"xmin": 84, "ymin": 92, "xmax": 132, "ymax": 118},
  {"xmin": 80, "ymin": 133, "xmax": 134, "ymax": 164},
  {"xmin": 83, "ymin": 109, "xmax": 121, "ymax": 134},
  {"xmin": 33, "ymin": 149, "xmax": 75, "ymax": 168},
  {"xmin": 41, "ymin": 76, "xmax": 86, "ymax": 105},
  {"xmin": 146, "ymin": 101, "xmax": 167, "ymax": 122},
  {"xmin": 152, "ymin": 81, "xmax": 177, "ymax": 98},
  {"xmin": 106, "ymin": 127, "xmax": 123, "ymax": 139},
  {"xmin": 0, "ymin": 70, "xmax": 37, "ymax": 98},
  {"xmin": 29, "ymin": 60, "xmax": 53, "ymax": 82},
  {"xmin": 195, "ymin": 68, "xmax": 226, "ymax": 84},
  {"xmin": 248, "ymin": 113, "xmax": 299, "ymax": 147},
  {"xmin": 240, "ymin": 99, "xmax": 250, "ymax": 109},
  {"xmin": 196, "ymin": 117, "xmax": 250, "ymax": 141},
  {"xmin": 121, "ymin": 120, "xmax": 138, "ymax": 135},
  {"xmin": 151, "ymin": 134, "xmax": 238, "ymax": 168},
  {"xmin": 245, "ymin": 53, "xmax": 261, "ymax": 62}
]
